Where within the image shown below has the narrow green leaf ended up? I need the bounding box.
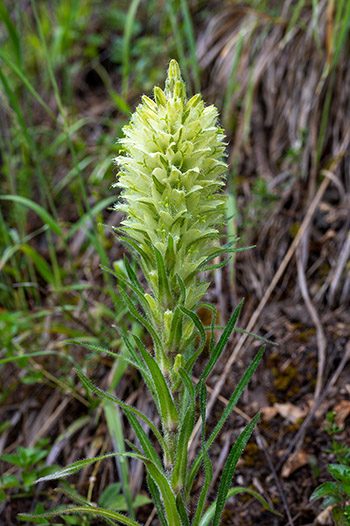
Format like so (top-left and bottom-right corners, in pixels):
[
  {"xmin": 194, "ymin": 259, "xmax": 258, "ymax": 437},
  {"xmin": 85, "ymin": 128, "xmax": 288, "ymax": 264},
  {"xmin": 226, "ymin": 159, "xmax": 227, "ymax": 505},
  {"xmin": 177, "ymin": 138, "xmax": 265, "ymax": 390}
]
[
  {"xmin": 211, "ymin": 413, "xmax": 260, "ymax": 526},
  {"xmin": 118, "ymin": 286, "xmax": 163, "ymax": 359},
  {"xmin": 35, "ymin": 453, "xmax": 129, "ymax": 483},
  {"xmin": 167, "ymin": 305, "xmax": 183, "ymax": 350},
  {"xmin": 231, "ymin": 328, "xmax": 276, "ymax": 345},
  {"xmin": 187, "ymin": 347, "xmax": 264, "ymax": 499},
  {"xmin": 142, "ymin": 460, "xmax": 182, "ymax": 526},
  {"xmin": 0, "ymin": 351, "xmax": 55, "ymax": 365},
  {"xmin": 133, "ymin": 334, "xmax": 179, "ymax": 433},
  {"xmin": 147, "ymin": 475, "xmax": 168, "ymax": 526},
  {"xmin": 19, "ymin": 505, "xmax": 142, "ymax": 526},
  {"xmin": 153, "ymin": 245, "xmax": 172, "ymax": 304},
  {"xmin": 123, "ymin": 255, "xmax": 144, "ymax": 294},
  {"xmin": 0, "ymin": 2, "xmax": 21, "ymax": 65},
  {"xmin": 177, "ymin": 368, "xmax": 195, "ymax": 404},
  {"xmin": 191, "ymin": 381, "xmax": 213, "ymax": 524},
  {"xmin": 75, "ymin": 369, "xmax": 166, "ymax": 452},
  {"xmin": 198, "ymin": 300, "xmax": 244, "ymax": 388},
  {"xmin": 198, "ymin": 243, "xmax": 251, "ymax": 268},
  {"xmin": 175, "ymin": 273, "xmax": 187, "ymax": 304},
  {"xmin": 207, "ymin": 347, "xmax": 264, "ymax": 451},
  {"xmin": 199, "ymin": 486, "xmax": 281, "ymax": 526},
  {"xmin": 65, "ymin": 340, "xmax": 149, "ymax": 380},
  {"xmin": 201, "ymin": 256, "xmax": 233, "ymax": 272},
  {"xmin": 165, "ymin": 233, "xmax": 175, "ymax": 270},
  {"xmin": 101, "ymin": 265, "xmax": 149, "ymax": 313},
  {"xmin": 116, "ymin": 329, "xmax": 149, "ymax": 372},
  {"xmin": 55, "ymin": 485, "xmax": 94, "ymax": 507},
  {"xmin": 124, "ymin": 411, "xmax": 163, "ymax": 469},
  {"xmin": 118, "ymin": 235, "xmax": 151, "ymax": 266},
  {"xmin": 171, "ymin": 403, "xmax": 195, "ymax": 493},
  {"xmin": 0, "ymin": 195, "xmax": 62, "ymax": 236},
  {"xmin": 179, "ymin": 306, "xmax": 206, "ymax": 372},
  {"xmin": 115, "ymin": 330, "xmax": 159, "ymax": 403},
  {"xmin": 122, "ymin": 0, "xmax": 142, "ymax": 97},
  {"xmin": 176, "ymin": 493, "xmax": 190, "ymax": 526}
]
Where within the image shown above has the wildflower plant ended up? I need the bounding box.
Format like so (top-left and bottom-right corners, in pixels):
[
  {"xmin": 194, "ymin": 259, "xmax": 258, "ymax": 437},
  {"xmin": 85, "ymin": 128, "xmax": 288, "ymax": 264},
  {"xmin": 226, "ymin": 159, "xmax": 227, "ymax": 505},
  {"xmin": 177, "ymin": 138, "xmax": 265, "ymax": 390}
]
[
  {"xmin": 20, "ymin": 61, "xmax": 277, "ymax": 525},
  {"xmin": 310, "ymin": 412, "xmax": 350, "ymax": 525}
]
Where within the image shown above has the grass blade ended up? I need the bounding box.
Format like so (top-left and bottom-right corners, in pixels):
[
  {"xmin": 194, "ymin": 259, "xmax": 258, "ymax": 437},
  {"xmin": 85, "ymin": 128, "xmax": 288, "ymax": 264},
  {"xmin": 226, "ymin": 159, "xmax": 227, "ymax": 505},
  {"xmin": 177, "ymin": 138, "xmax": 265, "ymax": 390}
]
[
  {"xmin": 0, "ymin": 49, "xmax": 57, "ymax": 121},
  {"xmin": 0, "ymin": 351, "xmax": 56, "ymax": 365},
  {"xmin": 104, "ymin": 401, "xmax": 135, "ymax": 519},
  {"xmin": 0, "ymin": 2, "xmax": 21, "ymax": 65},
  {"xmin": 180, "ymin": 0, "xmax": 200, "ymax": 92},
  {"xmin": 0, "ymin": 195, "xmax": 63, "ymax": 236},
  {"xmin": 165, "ymin": 0, "xmax": 192, "ymax": 90},
  {"xmin": 122, "ymin": 0, "xmax": 142, "ymax": 97}
]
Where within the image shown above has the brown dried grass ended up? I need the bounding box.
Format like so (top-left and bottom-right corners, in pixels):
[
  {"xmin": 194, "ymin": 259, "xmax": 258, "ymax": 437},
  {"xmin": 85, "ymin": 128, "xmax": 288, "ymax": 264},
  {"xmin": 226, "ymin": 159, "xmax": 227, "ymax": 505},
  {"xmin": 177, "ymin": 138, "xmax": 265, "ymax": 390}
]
[{"xmin": 197, "ymin": 0, "xmax": 350, "ymax": 309}]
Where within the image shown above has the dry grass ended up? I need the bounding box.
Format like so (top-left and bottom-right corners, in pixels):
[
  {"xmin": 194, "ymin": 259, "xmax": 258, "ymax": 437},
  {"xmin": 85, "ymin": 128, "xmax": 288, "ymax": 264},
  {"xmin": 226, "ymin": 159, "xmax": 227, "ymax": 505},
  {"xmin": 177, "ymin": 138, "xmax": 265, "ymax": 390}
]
[{"xmin": 197, "ymin": 0, "xmax": 350, "ymax": 310}]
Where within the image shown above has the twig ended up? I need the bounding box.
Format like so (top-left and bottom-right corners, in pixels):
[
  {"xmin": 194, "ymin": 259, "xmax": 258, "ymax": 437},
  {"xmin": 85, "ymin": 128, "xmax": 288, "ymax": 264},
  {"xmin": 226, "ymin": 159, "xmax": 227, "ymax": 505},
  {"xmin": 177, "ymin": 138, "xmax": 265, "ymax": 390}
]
[
  {"xmin": 144, "ymin": 507, "xmax": 156, "ymax": 526},
  {"xmin": 296, "ymin": 246, "xmax": 327, "ymax": 400},
  {"xmin": 328, "ymin": 231, "xmax": 350, "ymax": 306},
  {"xmin": 255, "ymin": 430, "xmax": 294, "ymax": 526}
]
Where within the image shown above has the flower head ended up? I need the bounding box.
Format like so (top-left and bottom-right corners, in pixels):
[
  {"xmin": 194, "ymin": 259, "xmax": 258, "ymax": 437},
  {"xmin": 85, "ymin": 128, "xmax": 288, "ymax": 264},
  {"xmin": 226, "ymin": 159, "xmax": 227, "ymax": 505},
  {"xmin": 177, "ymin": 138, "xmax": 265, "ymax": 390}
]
[{"xmin": 115, "ymin": 60, "xmax": 227, "ymax": 310}]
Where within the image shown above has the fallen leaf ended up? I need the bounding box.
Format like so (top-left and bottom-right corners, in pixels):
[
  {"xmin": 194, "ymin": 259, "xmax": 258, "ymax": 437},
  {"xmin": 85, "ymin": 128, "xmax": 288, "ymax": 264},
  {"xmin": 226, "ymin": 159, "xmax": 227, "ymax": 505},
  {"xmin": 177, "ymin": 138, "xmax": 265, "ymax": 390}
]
[
  {"xmin": 274, "ymin": 402, "xmax": 307, "ymax": 424},
  {"xmin": 261, "ymin": 406, "xmax": 278, "ymax": 421},
  {"xmin": 333, "ymin": 400, "xmax": 350, "ymax": 427},
  {"xmin": 315, "ymin": 505, "xmax": 334, "ymax": 525},
  {"xmin": 281, "ymin": 449, "xmax": 308, "ymax": 478}
]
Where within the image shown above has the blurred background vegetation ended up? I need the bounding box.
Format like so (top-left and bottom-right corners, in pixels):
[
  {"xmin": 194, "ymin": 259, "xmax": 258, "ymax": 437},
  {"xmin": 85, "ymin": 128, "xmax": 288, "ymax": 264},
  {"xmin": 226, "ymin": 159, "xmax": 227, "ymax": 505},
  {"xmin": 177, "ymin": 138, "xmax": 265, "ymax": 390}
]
[{"xmin": 1, "ymin": 1, "xmax": 350, "ymax": 524}]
